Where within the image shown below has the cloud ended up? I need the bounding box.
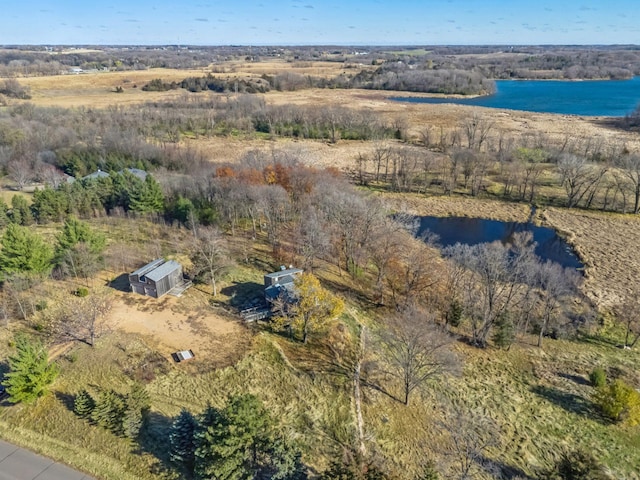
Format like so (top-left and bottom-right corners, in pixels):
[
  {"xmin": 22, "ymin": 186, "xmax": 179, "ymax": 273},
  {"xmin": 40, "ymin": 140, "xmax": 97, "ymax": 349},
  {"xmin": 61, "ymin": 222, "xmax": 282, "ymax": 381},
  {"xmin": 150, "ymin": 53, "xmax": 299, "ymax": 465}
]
[
  {"xmin": 305, "ymin": 4, "xmax": 314, "ymax": 8},
  {"xmin": 195, "ymin": 18, "xmax": 209, "ymax": 22},
  {"xmin": 126, "ymin": 19, "xmax": 139, "ymax": 23}
]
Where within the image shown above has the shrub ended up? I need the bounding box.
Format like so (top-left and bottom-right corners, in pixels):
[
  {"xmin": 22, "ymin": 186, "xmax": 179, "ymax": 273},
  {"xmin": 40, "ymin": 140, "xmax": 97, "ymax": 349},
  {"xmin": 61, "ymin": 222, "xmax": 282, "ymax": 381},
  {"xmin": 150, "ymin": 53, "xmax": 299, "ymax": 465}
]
[
  {"xmin": 593, "ymin": 379, "xmax": 640, "ymax": 425},
  {"xmin": 75, "ymin": 287, "xmax": 89, "ymax": 297},
  {"xmin": 589, "ymin": 367, "xmax": 606, "ymax": 388},
  {"xmin": 550, "ymin": 449, "xmax": 608, "ymax": 480}
]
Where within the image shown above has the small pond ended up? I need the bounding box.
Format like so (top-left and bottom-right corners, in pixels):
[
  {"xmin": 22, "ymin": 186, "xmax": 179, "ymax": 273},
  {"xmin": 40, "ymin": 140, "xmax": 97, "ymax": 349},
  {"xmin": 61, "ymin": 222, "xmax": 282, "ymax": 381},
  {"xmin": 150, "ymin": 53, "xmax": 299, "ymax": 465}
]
[{"xmin": 415, "ymin": 216, "xmax": 583, "ymax": 270}]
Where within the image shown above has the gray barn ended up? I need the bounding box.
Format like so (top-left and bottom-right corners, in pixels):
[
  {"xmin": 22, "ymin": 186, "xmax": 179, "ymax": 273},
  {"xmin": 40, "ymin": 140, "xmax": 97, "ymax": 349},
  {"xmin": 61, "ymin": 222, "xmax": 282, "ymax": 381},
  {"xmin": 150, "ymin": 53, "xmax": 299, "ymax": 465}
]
[{"xmin": 129, "ymin": 259, "xmax": 183, "ymax": 298}]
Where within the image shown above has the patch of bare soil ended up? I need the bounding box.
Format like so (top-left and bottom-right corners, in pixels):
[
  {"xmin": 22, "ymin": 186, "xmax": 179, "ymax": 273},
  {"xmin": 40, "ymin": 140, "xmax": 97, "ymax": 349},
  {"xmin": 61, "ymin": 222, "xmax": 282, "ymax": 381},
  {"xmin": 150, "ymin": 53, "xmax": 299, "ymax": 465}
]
[
  {"xmin": 109, "ymin": 288, "xmax": 250, "ymax": 367},
  {"xmin": 541, "ymin": 207, "xmax": 640, "ymax": 307}
]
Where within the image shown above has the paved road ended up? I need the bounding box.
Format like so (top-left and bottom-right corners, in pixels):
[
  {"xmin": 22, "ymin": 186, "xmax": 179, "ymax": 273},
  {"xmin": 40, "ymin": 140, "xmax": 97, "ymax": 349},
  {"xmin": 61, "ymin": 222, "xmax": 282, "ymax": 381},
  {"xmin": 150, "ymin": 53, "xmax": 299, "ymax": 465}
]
[{"xmin": 0, "ymin": 440, "xmax": 94, "ymax": 480}]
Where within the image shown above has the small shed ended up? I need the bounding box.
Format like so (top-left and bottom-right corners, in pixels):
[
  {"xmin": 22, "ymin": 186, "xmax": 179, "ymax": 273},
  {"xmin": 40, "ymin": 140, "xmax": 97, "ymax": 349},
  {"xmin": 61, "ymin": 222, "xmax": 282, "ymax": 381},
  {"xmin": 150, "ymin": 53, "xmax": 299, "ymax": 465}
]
[{"xmin": 129, "ymin": 259, "xmax": 184, "ymax": 298}]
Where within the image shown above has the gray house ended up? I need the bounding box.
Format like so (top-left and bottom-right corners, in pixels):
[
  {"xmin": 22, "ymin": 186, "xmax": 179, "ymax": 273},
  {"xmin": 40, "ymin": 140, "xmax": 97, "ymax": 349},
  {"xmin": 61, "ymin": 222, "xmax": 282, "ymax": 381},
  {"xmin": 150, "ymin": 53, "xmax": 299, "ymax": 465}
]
[
  {"xmin": 129, "ymin": 259, "xmax": 184, "ymax": 298},
  {"xmin": 264, "ymin": 267, "xmax": 303, "ymax": 302}
]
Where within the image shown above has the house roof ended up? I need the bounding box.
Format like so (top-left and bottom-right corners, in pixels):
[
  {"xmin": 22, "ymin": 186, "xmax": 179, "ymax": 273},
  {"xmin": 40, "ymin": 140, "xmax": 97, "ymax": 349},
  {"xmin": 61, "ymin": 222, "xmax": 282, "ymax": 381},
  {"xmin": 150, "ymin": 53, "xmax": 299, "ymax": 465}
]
[
  {"xmin": 265, "ymin": 268, "xmax": 303, "ymax": 280},
  {"xmin": 265, "ymin": 283, "xmax": 297, "ymax": 301},
  {"xmin": 131, "ymin": 258, "xmax": 165, "ymax": 277},
  {"xmin": 145, "ymin": 260, "xmax": 181, "ymax": 282},
  {"xmin": 82, "ymin": 168, "xmax": 148, "ymax": 182},
  {"xmin": 82, "ymin": 169, "xmax": 110, "ymax": 180},
  {"xmin": 123, "ymin": 168, "xmax": 148, "ymax": 181}
]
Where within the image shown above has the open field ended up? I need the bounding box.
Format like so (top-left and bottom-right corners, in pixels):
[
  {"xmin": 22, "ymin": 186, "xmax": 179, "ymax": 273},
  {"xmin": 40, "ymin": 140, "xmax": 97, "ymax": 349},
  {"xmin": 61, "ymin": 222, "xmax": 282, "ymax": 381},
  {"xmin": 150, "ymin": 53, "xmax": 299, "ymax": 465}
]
[
  {"xmin": 9, "ymin": 65, "xmax": 640, "ymax": 156},
  {"xmin": 2, "ymin": 59, "xmax": 640, "ymax": 479},
  {"xmin": 542, "ymin": 207, "xmax": 640, "ymax": 308}
]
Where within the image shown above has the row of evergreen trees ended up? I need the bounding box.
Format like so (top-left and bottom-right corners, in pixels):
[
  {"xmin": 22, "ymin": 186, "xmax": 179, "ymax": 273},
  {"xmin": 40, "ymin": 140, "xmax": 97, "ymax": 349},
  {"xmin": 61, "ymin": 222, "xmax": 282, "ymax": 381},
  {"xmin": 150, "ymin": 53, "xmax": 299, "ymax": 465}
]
[
  {"xmin": 0, "ymin": 216, "xmax": 105, "ymax": 278},
  {"xmin": 74, "ymin": 384, "xmax": 150, "ymax": 440},
  {"xmin": 0, "ymin": 172, "xmax": 164, "ymax": 228}
]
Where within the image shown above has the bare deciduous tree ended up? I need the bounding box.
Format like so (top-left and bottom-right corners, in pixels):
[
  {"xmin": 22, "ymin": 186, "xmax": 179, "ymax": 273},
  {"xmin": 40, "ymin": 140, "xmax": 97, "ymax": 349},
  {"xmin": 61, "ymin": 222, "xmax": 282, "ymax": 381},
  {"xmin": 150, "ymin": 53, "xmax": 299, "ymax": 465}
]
[
  {"xmin": 50, "ymin": 289, "xmax": 113, "ymax": 346},
  {"xmin": 7, "ymin": 157, "xmax": 34, "ymax": 191},
  {"xmin": 381, "ymin": 307, "xmax": 460, "ymax": 405},
  {"xmin": 535, "ymin": 261, "xmax": 580, "ymax": 347},
  {"xmin": 616, "ymin": 154, "xmax": 640, "ymax": 214},
  {"xmin": 613, "ymin": 298, "xmax": 640, "ymax": 349},
  {"xmin": 446, "ymin": 233, "xmax": 536, "ymax": 347},
  {"xmin": 189, "ymin": 226, "xmax": 232, "ymax": 297},
  {"xmin": 436, "ymin": 403, "xmax": 501, "ymax": 480},
  {"xmin": 557, "ymin": 154, "xmax": 608, "ymax": 209}
]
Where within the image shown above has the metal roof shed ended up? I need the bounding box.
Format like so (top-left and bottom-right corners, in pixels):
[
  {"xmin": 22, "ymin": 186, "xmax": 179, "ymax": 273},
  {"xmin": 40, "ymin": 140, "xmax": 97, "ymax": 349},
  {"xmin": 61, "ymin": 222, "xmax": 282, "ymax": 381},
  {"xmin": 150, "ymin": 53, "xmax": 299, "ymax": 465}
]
[{"xmin": 129, "ymin": 259, "xmax": 183, "ymax": 298}]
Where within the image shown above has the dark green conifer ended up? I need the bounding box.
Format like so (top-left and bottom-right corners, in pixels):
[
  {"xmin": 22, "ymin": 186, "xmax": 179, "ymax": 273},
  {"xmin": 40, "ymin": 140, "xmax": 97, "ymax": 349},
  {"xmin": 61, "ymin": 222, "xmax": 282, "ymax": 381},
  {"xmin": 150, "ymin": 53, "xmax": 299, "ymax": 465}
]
[{"xmin": 73, "ymin": 389, "xmax": 96, "ymax": 418}]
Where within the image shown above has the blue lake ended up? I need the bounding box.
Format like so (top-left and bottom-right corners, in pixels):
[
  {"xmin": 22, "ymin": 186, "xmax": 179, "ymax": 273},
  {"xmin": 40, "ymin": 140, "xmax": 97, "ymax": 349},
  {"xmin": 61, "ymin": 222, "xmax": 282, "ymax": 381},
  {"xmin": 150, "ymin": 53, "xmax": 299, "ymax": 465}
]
[
  {"xmin": 416, "ymin": 216, "xmax": 584, "ymax": 270},
  {"xmin": 392, "ymin": 77, "xmax": 640, "ymax": 117}
]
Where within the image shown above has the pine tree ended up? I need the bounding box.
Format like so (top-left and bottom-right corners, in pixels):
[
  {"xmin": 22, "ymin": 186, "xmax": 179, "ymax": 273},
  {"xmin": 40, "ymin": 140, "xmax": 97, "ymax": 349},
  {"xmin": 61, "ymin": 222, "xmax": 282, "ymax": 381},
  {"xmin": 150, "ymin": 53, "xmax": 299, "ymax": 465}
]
[
  {"xmin": 126, "ymin": 382, "xmax": 150, "ymax": 413},
  {"xmin": 123, "ymin": 407, "xmax": 143, "ymax": 440},
  {"xmin": 91, "ymin": 390, "xmax": 126, "ymax": 435},
  {"xmin": 9, "ymin": 195, "xmax": 33, "ymax": 226},
  {"xmin": 170, "ymin": 408, "xmax": 198, "ymax": 473},
  {"xmin": 122, "ymin": 383, "xmax": 150, "ymax": 440},
  {"xmin": 492, "ymin": 312, "xmax": 515, "ymax": 349},
  {"xmin": 194, "ymin": 395, "xmax": 308, "ymax": 480},
  {"xmin": 194, "ymin": 404, "xmax": 225, "ymax": 480},
  {"xmin": 3, "ymin": 335, "xmax": 59, "ymax": 403},
  {"xmin": 129, "ymin": 175, "xmax": 164, "ymax": 213},
  {"xmin": 0, "ymin": 199, "xmax": 9, "ymax": 228},
  {"xmin": 74, "ymin": 389, "xmax": 96, "ymax": 418},
  {"xmin": 0, "ymin": 224, "xmax": 54, "ymax": 275},
  {"xmin": 55, "ymin": 216, "xmax": 106, "ymax": 260}
]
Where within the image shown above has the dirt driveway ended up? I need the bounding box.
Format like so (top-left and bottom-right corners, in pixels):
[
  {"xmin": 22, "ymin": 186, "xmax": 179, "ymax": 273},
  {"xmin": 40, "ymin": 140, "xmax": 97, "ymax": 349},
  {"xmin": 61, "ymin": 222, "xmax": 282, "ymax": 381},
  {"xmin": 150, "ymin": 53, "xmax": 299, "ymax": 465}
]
[{"xmin": 109, "ymin": 289, "xmax": 250, "ymax": 366}]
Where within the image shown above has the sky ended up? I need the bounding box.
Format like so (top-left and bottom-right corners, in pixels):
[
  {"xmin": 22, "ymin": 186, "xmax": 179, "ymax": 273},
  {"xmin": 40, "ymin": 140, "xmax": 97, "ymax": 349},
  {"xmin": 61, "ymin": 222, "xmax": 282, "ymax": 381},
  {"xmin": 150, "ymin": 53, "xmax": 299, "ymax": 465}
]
[{"xmin": 0, "ymin": 0, "xmax": 639, "ymax": 45}]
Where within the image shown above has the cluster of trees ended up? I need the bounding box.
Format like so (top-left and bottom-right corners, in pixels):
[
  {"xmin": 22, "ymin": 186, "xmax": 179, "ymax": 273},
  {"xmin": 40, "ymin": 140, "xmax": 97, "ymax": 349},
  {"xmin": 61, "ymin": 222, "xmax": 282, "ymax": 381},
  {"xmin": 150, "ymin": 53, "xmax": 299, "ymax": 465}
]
[
  {"xmin": 30, "ymin": 172, "xmax": 165, "ymax": 223},
  {"xmin": 0, "ymin": 79, "xmax": 31, "ymax": 100},
  {"xmin": 351, "ymin": 117, "xmax": 640, "ymax": 214},
  {"xmin": 444, "ymin": 233, "xmax": 582, "ymax": 348},
  {"xmin": 169, "ymin": 394, "xmax": 306, "ymax": 479},
  {"xmin": 0, "ymin": 217, "xmax": 106, "ymax": 326},
  {"xmin": 74, "ymin": 383, "xmax": 150, "ymax": 439},
  {"xmin": 350, "ymin": 62, "xmax": 495, "ymax": 95}
]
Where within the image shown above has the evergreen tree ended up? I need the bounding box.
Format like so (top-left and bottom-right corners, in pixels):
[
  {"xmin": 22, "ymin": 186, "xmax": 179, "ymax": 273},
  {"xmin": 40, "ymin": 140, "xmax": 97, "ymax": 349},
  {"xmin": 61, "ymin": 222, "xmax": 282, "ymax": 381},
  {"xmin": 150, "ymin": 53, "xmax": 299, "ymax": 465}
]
[
  {"xmin": 0, "ymin": 199, "xmax": 9, "ymax": 228},
  {"xmin": 55, "ymin": 216, "xmax": 106, "ymax": 260},
  {"xmin": 129, "ymin": 175, "xmax": 164, "ymax": 213},
  {"xmin": 170, "ymin": 408, "xmax": 198, "ymax": 473},
  {"xmin": 0, "ymin": 224, "xmax": 54, "ymax": 275},
  {"xmin": 32, "ymin": 187, "xmax": 69, "ymax": 223},
  {"xmin": 3, "ymin": 335, "xmax": 59, "ymax": 403},
  {"xmin": 126, "ymin": 382, "xmax": 150, "ymax": 413},
  {"xmin": 74, "ymin": 389, "xmax": 96, "ymax": 418},
  {"xmin": 54, "ymin": 216, "xmax": 106, "ymax": 279},
  {"xmin": 492, "ymin": 312, "xmax": 515, "ymax": 349},
  {"xmin": 194, "ymin": 395, "xmax": 307, "ymax": 480},
  {"xmin": 123, "ymin": 382, "xmax": 150, "ymax": 439},
  {"xmin": 123, "ymin": 407, "xmax": 144, "ymax": 440},
  {"xmin": 194, "ymin": 404, "xmax": 226, "ymax": 480},
  {"xmin": 267, "ymin": 436, "xmax": 308, "ymax": 480},
  {"xmin": 9, "ymin": 194, "xmax": 33, "ymax": 226},
  {"xmin": 91, "ymin": 390, "xmax": 126, "ymax": 435}
]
